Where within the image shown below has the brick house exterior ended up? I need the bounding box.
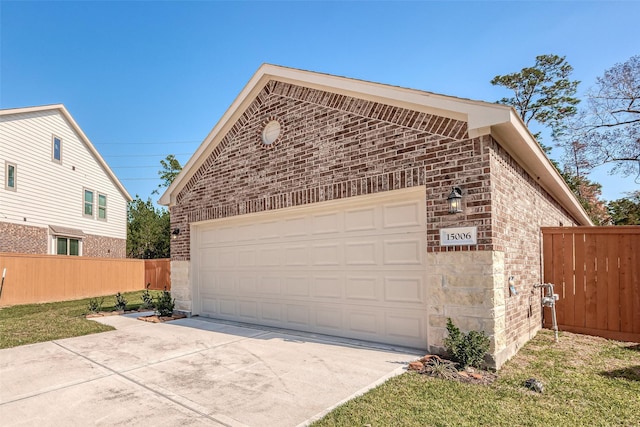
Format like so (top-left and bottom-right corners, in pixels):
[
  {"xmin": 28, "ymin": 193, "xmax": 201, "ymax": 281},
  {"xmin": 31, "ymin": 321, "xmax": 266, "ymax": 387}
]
[{"xmin": 160, "ymin": 65, "xmax": 590, "ymax": 368}]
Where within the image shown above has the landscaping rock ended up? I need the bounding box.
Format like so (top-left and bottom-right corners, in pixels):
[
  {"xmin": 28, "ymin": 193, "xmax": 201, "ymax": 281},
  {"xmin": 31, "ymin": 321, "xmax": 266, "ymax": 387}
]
[
  {"xmin": 408, "ymin": 361, "xmax": 424, "ymax": 371},
  {"xmin": 524, "ymin": 378, "xmax": 544, "ymax": 393}
]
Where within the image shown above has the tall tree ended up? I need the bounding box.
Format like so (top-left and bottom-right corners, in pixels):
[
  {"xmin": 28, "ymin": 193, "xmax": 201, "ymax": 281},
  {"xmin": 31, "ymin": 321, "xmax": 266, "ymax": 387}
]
[
  {"xmin": 127, "ymin": 196, "xmax": 170, "ymax": 258},
  {"xmin": 491, "ymin": 54, "xmax": 581, "ymax": 149},
  {"xmin": 560, "ymin": 55, "xmax": 640, "ymax": 181},
  {"xmin": 154, "ymin": 154, "xmax": 183, "ymax": 194},
  {"xmin": 607, "ymin": 191, "xmax": 640, "ymax": 225}
]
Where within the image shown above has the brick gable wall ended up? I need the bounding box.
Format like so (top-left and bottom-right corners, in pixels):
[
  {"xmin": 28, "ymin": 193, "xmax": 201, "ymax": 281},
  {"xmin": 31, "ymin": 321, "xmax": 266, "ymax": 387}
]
[{"xmin": 171, "ymin": 81, "xmax": 494, "ymax": 260}]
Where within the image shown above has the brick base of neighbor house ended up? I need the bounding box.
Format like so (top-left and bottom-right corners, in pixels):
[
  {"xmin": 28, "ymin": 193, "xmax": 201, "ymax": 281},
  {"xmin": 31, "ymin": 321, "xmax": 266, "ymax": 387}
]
[
  {"xmin": 83, "ymin": 234, "xmax": 126, "ymax": 258},
  {"xmin": 0, "ymin": 222, "xmax": 126, "ymax": 258},
  {"xmin": 0, "ymin": 222, "xmax": 48, "ymax": 254}
]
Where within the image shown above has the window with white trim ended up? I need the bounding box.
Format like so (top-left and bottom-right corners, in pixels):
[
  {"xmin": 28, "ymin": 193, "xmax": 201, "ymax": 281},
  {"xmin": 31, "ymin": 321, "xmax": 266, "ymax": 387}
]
[
  {"xmin": 98, "ymin": 193, "xmax": 107, "ymax": 220},
  {"xmin": 52, "ymin": 136, "xmax": 62, "ymax": 163},
  {"xmin": 56, "ymin": 237, "xmax": 80, "ymax": 256},
  {"xmin": 84, "ymin": 189, "xmax": 94, "ymax": 217},
  {"xmin": 5, "ymin": 162, "xmax": 17, "ymax": 191}
]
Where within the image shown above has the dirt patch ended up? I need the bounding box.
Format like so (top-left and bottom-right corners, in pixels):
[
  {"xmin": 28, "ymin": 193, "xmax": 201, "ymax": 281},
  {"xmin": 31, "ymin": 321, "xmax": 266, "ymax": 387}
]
[
  {"xmin": 408, "ymin": 354, "xmax": 497, "ymax": 385},
  {"xmin": 137, "ymin": 314, "xmax": 187, "ymax": 323}
]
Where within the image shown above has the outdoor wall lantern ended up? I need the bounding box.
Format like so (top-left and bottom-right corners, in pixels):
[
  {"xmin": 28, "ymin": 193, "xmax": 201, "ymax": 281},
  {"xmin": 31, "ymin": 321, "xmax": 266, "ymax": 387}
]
[
  {"xmin": 171, "ymin": 228, "xmax": 180, "ymax": 239},
  {"xmin": 447, "ymin": 187, "xmax": 463, "ymax": 214}
]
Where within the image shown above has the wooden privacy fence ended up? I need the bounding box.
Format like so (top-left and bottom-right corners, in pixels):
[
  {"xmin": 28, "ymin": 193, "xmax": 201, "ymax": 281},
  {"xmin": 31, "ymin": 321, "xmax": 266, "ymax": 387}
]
[
  {"xmin": 144, "ymin": 258, "xmax": 171, "ymax": 291},
  {"xmin": 0, "ymin": 253, "xmax": 171, "ymax": 306},
  {"xmin": 542, "ymin": 226, "xmax": 640, "ymax": 342}
]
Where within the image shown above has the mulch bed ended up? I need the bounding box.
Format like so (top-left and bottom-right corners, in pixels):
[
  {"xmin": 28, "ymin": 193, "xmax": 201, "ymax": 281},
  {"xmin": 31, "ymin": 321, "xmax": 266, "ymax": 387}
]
[
  {"xmin": 137, "ymin": 314, "xmax": 187, "ymax": 323},
  {"xmin": 409, "ymin": 354, "xmax": 497, "ymax": 385}
]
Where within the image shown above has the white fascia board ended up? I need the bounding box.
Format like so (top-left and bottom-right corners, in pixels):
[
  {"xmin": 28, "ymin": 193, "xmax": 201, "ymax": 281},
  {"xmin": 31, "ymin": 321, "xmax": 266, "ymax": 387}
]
[
  {"xmin": 1, "ymin": 104, "xmax": 132, "ymax": 202},
  {"xmin": 160, "ymin": 64, "xmax": 514, "ymax": 206}
]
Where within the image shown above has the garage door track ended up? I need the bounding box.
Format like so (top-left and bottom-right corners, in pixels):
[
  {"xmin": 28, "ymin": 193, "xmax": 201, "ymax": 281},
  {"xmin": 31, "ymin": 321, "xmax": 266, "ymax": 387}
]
[{"xmin": 0, "ymin": 314, "xmax": 419, "ymax": 426}]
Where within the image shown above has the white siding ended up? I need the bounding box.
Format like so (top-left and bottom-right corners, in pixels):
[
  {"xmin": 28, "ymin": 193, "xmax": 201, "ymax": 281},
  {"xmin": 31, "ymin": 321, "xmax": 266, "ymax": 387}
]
[{"xmin": 0, "ymin": 109, "xmax": 128, "ymax": 240}]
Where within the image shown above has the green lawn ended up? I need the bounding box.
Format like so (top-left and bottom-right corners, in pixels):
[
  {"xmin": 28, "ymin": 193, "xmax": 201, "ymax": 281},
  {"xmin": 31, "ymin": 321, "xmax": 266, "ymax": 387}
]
[
  {"xmin": 312, "ymin": 330, "xmax": 640, "ymax": 426},
  {"xmin": 0, "ymin": 290, "xmax": 158, "ymax": 349}
]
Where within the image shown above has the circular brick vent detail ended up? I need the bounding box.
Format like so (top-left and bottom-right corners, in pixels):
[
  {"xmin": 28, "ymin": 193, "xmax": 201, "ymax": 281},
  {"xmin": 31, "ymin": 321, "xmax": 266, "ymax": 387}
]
[{"xmin": 260, "ymin": 119, "xmax": 282, "ymax": 149}]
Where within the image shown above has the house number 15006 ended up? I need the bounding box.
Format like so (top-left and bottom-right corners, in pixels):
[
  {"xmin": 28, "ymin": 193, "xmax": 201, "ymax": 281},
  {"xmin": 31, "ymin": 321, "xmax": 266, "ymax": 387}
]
[
  {"xmin": 446, "ymin": 232, "xmax": 472, "ymax": 240},
  {"xmin": 440, "ymin": 226, "xmax": 477, "ymax": 246}
]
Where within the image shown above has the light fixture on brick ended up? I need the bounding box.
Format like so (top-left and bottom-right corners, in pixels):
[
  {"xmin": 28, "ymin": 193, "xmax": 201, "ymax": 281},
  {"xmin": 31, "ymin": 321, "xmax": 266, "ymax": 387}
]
[
  {"xmin": 171, "ymin": 228, "xmax": 180, "ymax": 239},
  {"xmin": 447, "ymin": 187, "xmax": 463, "ymax": 214}
]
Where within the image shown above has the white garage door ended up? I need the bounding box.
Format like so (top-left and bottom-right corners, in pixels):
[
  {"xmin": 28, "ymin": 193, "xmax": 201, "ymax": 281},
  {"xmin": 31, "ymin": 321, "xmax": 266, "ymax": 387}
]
[{"xmin": 192, "ymin": 187, "xmax": 428, "ymax": 349}]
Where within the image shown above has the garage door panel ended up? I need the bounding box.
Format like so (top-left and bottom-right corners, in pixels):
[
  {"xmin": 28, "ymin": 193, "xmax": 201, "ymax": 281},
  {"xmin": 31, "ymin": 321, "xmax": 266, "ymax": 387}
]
[
  {"xmin": 345, "ymin": 241, "xmax": 378, "ymax": 265},
  {"xmin": 219, "ymin": 299, "xmax": 237, "ymax": 316},
  {"xmin": 311, "ymin": 243, "xmax": 342, "ymax": 266},
  {"xmin": 237, "ymin": 249, "xmax": 256, "ymax": 267},
  {"xmin": 312, "ymin": 275, "xmax": 343, "ymax": 299},
  {"xmin": 315, "ymin": 307, "xmax": 343, "ymax": 330},
  {"xmin": 386, "ymin": 313, "xmax": 424, "ymax": 340},
  {"xmin": 384, "ymin": 275, "xmax": 425, "ymax": 304},
  {"xmin": 348, "ymin": 311, "xmax": 379, "ymax": 334},
  {"xmin": 216, "ymin": 249, "xmax": 236, "ymax": 268},
  {"xmin": 345, "ymin": 207, "xmax": 377, "ymax": 232},
  {"xmin": 383, "ymin": 200, "xmax": 423, "ymax": 229},
  {"xmin": 284, "ymin": 276, "xmax": 310, "ymax": 296},
  {"xmin": 345, "ymin": 276, "xmax": 379, "ymax": 301},
  {"xmin": 256, "ymin": 220, "xmax": 280, "ymax": 240},
  {"xmin": 283, "ymin": 245, "xmax": 308, "ymax": 266},
  {"xmin": 238, "ymin": 276, "xmax": 257, "ymax": 294},
  {"xmin": 258, "ymin": 247, "xmax": 281, "ymax": 266},
  {"xmin": 238, "ymin": 300, "xmax": 259, "ymax": 320},
  {"xmin": 259, "ymin": 276, "xmax": 281, "ymax": 295},
  {"xmin": 194, "ymin": 187, "xmax": 428, "ymax": 349},
  {"xmin": 383, "ymin": 239, "xmax": 422, "ymax": 265},
  {"xmin": 285, "ymin": 304, "xmax": 310, "ymax": 326},
  {"xmin": 260, "ymin": 302, "xmax": 282, "ymax": 322},
  {"xmin": 283, "ymin": 216, "xmax": 308, "ymax": 237},
  {"xmin": 200, "ymin": 297, "xmax": 218, "ymax": 316},
  {"xmin": 311, "ymin": 211, "xmax": 342, "ymax": 235}
]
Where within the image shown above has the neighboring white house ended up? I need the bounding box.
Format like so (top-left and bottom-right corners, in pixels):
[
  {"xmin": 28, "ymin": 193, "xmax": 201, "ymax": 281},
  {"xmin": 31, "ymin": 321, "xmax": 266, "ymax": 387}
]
[{"xmin": 0, "ymin": 104, "xmax": 131, "ymax": 258}]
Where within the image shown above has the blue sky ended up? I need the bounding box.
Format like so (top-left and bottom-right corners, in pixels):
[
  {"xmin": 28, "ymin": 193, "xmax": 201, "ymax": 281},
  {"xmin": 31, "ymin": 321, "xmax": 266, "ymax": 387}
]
[{"xmin": 1, "ymin": 0, "xmax": 638, "ymax": 204}]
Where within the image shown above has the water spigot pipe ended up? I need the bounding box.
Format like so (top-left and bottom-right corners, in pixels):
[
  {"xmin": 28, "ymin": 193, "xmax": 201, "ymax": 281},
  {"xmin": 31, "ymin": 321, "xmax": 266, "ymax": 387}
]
[{"xmin": 534, "ymin": 283, "xmax": 558, "ymax": 342}]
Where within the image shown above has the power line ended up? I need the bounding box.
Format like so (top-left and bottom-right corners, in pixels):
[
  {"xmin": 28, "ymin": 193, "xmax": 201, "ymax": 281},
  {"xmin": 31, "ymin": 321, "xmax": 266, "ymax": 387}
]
[
  {"xmin": 103, "ymin": 152, "xmax": 193, "ymax": 158},
  {"xmin": 98, "ymin": 142, "xmax": 196, "ymax": 145}
]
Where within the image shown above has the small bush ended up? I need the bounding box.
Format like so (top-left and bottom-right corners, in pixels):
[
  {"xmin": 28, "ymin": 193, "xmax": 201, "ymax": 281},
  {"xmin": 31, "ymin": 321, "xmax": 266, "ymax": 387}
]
[
  {"xmin": 155, "ymin": 288, "xmax": 175, "ymax": 317},
  {"xmin": 87, "ymin": 297, "xmax": 104, "ymax": 313},
  {"xmin": 114, "ymin": 292, "xmax": 127, "ymax": 311},
  {"xmin": 141, "ymin": 284, "xmax": 154, "ymax": 309},
  {"xmin": 443, "ymin": 318, "xmax": 490, "ymax": 369}
]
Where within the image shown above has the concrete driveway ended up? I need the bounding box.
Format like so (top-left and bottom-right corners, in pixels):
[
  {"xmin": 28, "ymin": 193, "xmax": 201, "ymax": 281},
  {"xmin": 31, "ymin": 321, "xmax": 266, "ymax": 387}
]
[{"xmin": 0, "ymin": 313, "xmax": 420, "ymax": 426}]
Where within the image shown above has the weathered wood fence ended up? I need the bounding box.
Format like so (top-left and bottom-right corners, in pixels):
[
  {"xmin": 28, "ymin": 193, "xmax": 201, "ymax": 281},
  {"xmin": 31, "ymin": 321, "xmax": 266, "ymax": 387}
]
[
  {"xmin": 0, "ymin": 253, "xmax": 171, "ymax": 306},
  {"xmin": 542, "ymin": 226, "xmax": 640, "ymax": 342}
]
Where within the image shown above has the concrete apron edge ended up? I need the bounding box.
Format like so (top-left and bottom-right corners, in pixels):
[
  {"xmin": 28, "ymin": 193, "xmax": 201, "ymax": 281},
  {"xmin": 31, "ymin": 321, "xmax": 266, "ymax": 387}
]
[{"xmin": 297, "ymin": 364, "xmax": 408, "ymax": 427}]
